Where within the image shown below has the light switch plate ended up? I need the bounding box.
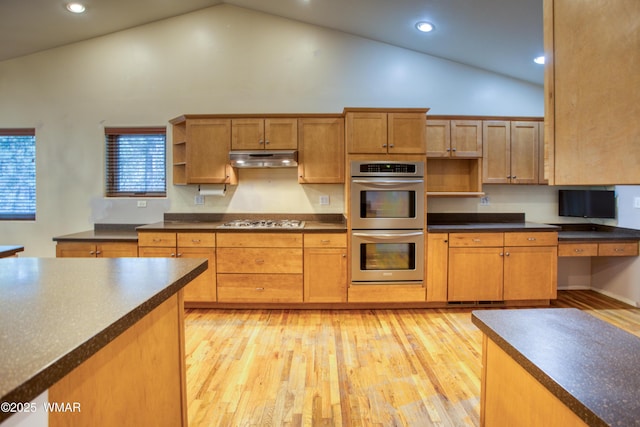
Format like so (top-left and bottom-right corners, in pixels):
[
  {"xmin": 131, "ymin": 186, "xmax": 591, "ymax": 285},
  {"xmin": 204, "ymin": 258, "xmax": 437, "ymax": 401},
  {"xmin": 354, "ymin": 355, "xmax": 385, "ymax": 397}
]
[
  {"xmin": 194, "ymin": 195, "xmax": 205, "ymax": 205},
  {"xmin": 319, "ymin": 195, "xmax": 330, "ymax": 205},
  {"xmin": 634, "ymin": 197, "xmax": 640, "ymax": 209},
  {"xmin": 137, "ymin": 200, "xmax": 147, "ymax": 208},
  {"xmin": 480, "ymin": 196, "xmax": 490, "ymax": 206}
]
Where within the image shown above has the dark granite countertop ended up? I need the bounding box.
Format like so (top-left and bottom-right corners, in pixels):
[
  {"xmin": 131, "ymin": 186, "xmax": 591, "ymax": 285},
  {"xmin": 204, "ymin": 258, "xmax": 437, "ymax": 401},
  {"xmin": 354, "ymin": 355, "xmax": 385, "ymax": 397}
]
[
  {"xmin": 426, "ymin": 213, "xmax": 560, "ymax": 233},
  {"xmin": 0, "ymin": 246, "xmax": 24, "ymax": 257},
  {"xmin": 472, "ymin": 308, "xmax": 640, "ymax": 427},
  {"xmin": 0, "ymin": 257, "xmax": 207, "ymax": 421},
  {"xmin": 551, "ymin": 223, "xmax": 640, "ymax": 242},
  {"xmin": 53, "ymin": 224, "xmax": 141, "ymax": 242}
]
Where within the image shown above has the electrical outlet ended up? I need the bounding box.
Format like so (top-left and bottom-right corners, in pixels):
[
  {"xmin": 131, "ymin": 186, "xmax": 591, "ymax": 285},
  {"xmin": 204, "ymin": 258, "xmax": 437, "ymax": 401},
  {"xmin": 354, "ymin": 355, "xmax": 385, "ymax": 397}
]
[
  {"xmin": 480, "ymin": 196, "xmax": 490, "ymax": 206},
  {"xmin": 194, "ymin": 195, "xmax": 205, "ymax": 205},
  {"xmin": 136, "ymin": 200, "xmax": 147, "ymax": 208},
  {"xmin": 634, "ymin": 197, "xmax": 640, "ymax": 209},
  {"xmin": 319, "ymin": 195, "xmax": 330, "ymax": 205}
]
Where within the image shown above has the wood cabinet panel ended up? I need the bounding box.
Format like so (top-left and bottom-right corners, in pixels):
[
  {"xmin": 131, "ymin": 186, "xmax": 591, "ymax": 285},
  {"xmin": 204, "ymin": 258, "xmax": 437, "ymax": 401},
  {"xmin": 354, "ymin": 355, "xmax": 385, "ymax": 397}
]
[
  {"xmin": 138, "ymin": 232, "xmax": 177, "ymax": 247},
  {"xmin": 426, "ymin": 119, "xmax": 451, "ymax": 157},
  {"xmin": 483, "ymin": 121, "xmax": 511, "ymax": 184},
  {"xmin": 217, "ymin": 248, "xmax": 303, "ymax": 274},
  {"xmin": 346, "ymin": 112, "xmax": 388, "ymax": 154},
  {"xmin": 303, "ymin": 233, "xmax": 347, "ymax": 248},
  {"xmin": 217, "ymin": 274, "xmax": 303, "ymax": 303},
  {"xmin": 231, "ymin": 118, "xmax": 297, "ymax": 150},
  {"xmin": 217, "ymin": 232, "xmax": 302, "ymax": 248},
  {"xmin": 184, "ymin": 119, "xmax": 232, "ymax": 184},
  {"xmin": 179, "ymin": 247, "xmax": 216, "ymax": 303},
  {"xmin": 388, "ymin": 112, "xmax": 426, "ymax": 154},
  {"xmin": 347, "ymin": 284, "xmax": 426, "ymax": 302},
  {"xmin": 448, "ymin": 233, "xmax": 504, "ymax": 248},
  {"xmin": 598, "ymin": 242, "xmax": 639, "ymax": 257},
  {"xmin": 448, "ymin": 247, "xmax": 504, "ymax": 301},
  {"xmin": 298, "ymin": 117, "xmax": 345, "ymax": 183},
  {"xmin": 503, "ymin": 246, "xmax": 557, "ymax": 300},
  {"xmin": 504, "ymin": 232, "xmax": 558, "ymax": 247},
  {"xmin": 304, "ymin": 248, "xmax": 347, "ymax": 303},
  {"xmin": 139, "ymin": 246, "xmax": 176, "ymax": 257},
  {"xmin": 558, "ymin": 243, "xmax": 598, "ymax": 257},
  {"xmin": 450, "ymin": 120, "xmax": 482, "ymax": 157},
  {"xmin": 177, "ymin": 232, "xmax": 215, "ymax": 248},
  {"xmin": 510, "ymin": 121, "xmax": 539, "ymax": 184},
  {"xmin": 426, "ymin": 233, "xmax": 448, "ymax": 302}
]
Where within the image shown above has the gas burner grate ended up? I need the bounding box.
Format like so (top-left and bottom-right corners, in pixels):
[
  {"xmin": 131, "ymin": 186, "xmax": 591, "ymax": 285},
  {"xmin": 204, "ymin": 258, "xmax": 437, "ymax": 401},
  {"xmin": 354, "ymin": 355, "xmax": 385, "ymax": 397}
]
[{"xmin": 217, "ymin": 219, "xmax": 305, "ymax": 229}]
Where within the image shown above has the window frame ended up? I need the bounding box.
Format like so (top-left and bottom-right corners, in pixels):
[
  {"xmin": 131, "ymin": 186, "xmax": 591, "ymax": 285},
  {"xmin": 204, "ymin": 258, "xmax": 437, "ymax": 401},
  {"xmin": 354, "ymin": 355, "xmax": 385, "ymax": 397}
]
[
  {"xmin": 105, "ymin": 127, "xmax": 167, "ymax": 198},
  {"xmin": 0, "ymin": 128, "xmax": 36, "ymax": 221}
]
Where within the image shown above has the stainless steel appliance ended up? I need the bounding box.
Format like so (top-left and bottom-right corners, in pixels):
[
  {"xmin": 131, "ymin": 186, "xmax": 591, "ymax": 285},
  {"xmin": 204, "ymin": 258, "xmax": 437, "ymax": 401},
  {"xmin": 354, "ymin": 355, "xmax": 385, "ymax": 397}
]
[
  {"xmin": 217, "ymin": 219, "xmax": 305, "ymax": 229},
  {"xmin": 229, "ymin": 150, "xmax": 298, "ymax": 168},
  {"xmin": 350, "ymin": 160, "xmax": 425, "ymax": 284},
  {"xmin": 351, "ymin": 229, "xmax": 424, "ymax": 283},
  {"xmin": 350, "ymin": 161, "xmax": 424, "ymax": 230}
]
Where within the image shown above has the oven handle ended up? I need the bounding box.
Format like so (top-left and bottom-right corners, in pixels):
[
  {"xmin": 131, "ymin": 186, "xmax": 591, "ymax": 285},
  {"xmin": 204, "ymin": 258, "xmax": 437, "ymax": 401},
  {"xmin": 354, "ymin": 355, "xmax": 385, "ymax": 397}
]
[
  {"xmin": 351, "ymin": 179, "xmax": 424, "ymax": 186},
  {"xmin": 352, "ymin": 231, "xmax": 424, "ymax": 239}
]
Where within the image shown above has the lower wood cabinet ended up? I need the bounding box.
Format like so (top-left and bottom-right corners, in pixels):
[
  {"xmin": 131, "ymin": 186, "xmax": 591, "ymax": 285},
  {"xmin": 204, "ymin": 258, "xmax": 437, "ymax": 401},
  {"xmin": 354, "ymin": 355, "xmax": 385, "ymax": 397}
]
[
  {"xmin": 138, "ymin": 232, "xmax": 216, "ymax": 304},
  {"xmin": 56, "ymin": 241, "xmax": 138, "ymax": 258},
  {"xmin": 303, "ymin": 233, "xmax": 347, "ymax": 303},
  {"xmin": 429, "ymin": 231, "xmax": 558, "ymax": 302},
  {"xmin": 216, "ymin": 233, "xmax": 303, "ymax": 303}
]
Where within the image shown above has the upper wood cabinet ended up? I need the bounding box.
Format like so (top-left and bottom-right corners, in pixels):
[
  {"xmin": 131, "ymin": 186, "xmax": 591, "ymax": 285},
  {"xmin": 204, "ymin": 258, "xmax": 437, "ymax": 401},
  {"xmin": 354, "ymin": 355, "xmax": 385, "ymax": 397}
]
[
  {"xmin": 231, "ymin": 118, "xmax": 297, "ymax": 150},
  {"xmin": 544, "ymin": 0, "xmax": 640, "ymax": 185},
  {"xmin": 345, "ymin": 108, "xmax": 428, "ymax": 154},
  {"xmin": 427, "ymin": 119, "xmax": 482, "ymax": 158},
  {"xmin": 483, "ymin": 120, "xmax": 539, "ymax": 184},
  {"xmin": 298, "ymin": 117, "xmax": 345, "ymax": 183},
  {"xmin": 171, "ymin": 117, "xmax": 235, "ymax": 185}
]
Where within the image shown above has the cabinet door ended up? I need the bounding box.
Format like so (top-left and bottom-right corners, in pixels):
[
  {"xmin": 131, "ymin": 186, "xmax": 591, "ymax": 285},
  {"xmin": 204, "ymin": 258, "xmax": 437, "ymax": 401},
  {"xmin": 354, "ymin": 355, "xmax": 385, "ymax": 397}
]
[
  {"xmin": 179, "ymin": 247, "xmax": 216, "ymax": 302},
  {"xmin": 448, "ymin": 247, "xmax": 504, "ymax": 301},
  {"xmin": 231, "ymin": 119, "xmax": 264, "ymax": 150},
  {"xmin": 56, "ymin": 242, "xmax": 97, "ymax": 257},
  {"xmin": 186, "ymin": 119, "xmax": 231, "ymax": 183},
  {"xmin": 298, "ymin": 118, "xmax": 345, "ymax": 183},
  {"xmin": 304, "ymin": 248, "xmax": 347, "ymax": 302},
  {"xmin": 503, "ymin": 246, "xmax": 557, "ymax": 300},
  {"xmin": 138, "ymin": 247, "xmax": 176, "ymax": 258},
  {"xmin": 426, "ymin": 233, "xmax": 448, "ymax": 302},
  {"xmin": 265, "ymin": 118, "xmax": 298, "ymax": 149},
  {"xmin": 217, "ymin": 248, "xmax": 303, "ymax": 273},
  {"xmin": 97, "ymin": 242, "xmax": 138, "ymax": 257},
  {"xmin": 538, "ymin": 121, "xmax": 548, "ymax": 184},
  {"xmin": 388, "ymin": 112, "xmax": 426, "ymax": 154},
  {"xmin": 426, "ymin": 120, "xmax": 451, "ymax": 157},
  {"xmin": 482, "ymin": 121, "xmax": 511, "ymax": 184},
  {"xmin": 346, "ymin": 112, "xmax": 387, "ymax": 154},
  {"xmin": 451, "ymin": 120, "xmax": 482, "ymax": 157},
  {"xmin": 510, "ymin": 121, "xmax": 539, "ymax": 184}
]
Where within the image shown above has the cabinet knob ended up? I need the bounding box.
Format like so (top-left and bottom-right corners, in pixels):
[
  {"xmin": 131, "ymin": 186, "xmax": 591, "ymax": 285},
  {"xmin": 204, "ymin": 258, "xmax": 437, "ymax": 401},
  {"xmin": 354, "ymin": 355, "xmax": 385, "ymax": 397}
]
[
  {"xmin": 95, "ymin": 250, "xmax": 101, "ymax": 255},
  {"xmin": 507, "ymin": 176, "xmax": 511, "ymax": 179},
  {"xmin": 259, "ymin": 140, "xmax": 264, "ymax": 145},
  {"xmin": 389, "ymin": 144, "xmax": 394, "ymax": 148},
  {"xmin": 505, "ymin": 252, "xmax": 510, "ymax": 256},
  {"xmin": 452, "ymin": 148, "xmax": 456, "ymax": 152},
  {"xmin": 499, "ymin": 252, "xmax": 504, "ymax": 256},
  {"xmin": 171, "ymin": 253, "xmax": 176, "ymax": 257},
  {"xmin": 382, "ymin": 144, "xmax": 388, "ymax": 148},
  {"xmin": 512, "ymin": 176, "xmax": 517, "ymax": 180},
  {"xmin": 443, "ymin": 240, "xmax": 448, "ymax": 243},
  {"xmin": 265, "ymin": 140, "xmax": 270, "ymax": 145},
  {"xmin": 89, "ymin": 250, "xmax": 95, "ymax": 255},
  {"xmin": 446, "ymin": 148, "xmax": 451, "ymax": 152}
]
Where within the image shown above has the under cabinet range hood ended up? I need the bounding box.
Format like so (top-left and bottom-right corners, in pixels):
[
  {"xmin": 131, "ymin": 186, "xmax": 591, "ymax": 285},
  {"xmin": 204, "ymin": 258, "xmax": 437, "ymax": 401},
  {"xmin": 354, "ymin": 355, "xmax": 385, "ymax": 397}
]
[{"xmin": 229, "ymin": 150, "xmax": 298, "ymax": 168}]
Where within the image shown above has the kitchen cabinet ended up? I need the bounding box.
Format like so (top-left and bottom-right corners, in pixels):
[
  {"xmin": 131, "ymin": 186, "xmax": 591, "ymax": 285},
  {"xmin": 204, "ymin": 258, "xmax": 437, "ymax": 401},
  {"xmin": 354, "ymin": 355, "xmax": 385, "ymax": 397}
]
[
  {"xmin": 447, "ymin": 232, "xmax": 557, "ymax": 302},
  {"xmin": 56, "ymin": 242, "xmax": 138, "ymax": 258},
  {"xmin": 426, "ymin": 158, "xmax": 483, "ymax": 196},
  {"xmin": 231, "ymin": 118, "xmax": 297, "ymax": 150},
  {"xmin": 426, "ymin": 119, "xmax": 482, "ymax": 158},
  {"xmin": 170, "ymin": 116, "xmax": 236, "ymax": 185},
  {"xmin": 345, "ymin": 108, "xmax": 428, "ymax": 154},
  {"xmin": 298, "ymin": 117, "xmax": 345, "ymax": 183},
  {"xmin": 303, "ymin": 233, "xmax": 347, "ymax": 303},
  {"xmin": 426, "ymin": 233, "xmax": 448, "ymax": 302},
  {"xmin": 544, "ymin": 0, "xmax": 640, "ymax": 185},
  {"xmin": 559, "ymin": 241, "xmax": 639, "ymax": 257},
  {"xmin": 138, "ymin": 232, "xmax": 216, "ymax": 304},
  {"xmin": 216, "ymin": 233, "xmax": 303, "ymax": 303},
  {"xmin": 482, "ymin": 120, "xmax": 539, "ymax": 184}
]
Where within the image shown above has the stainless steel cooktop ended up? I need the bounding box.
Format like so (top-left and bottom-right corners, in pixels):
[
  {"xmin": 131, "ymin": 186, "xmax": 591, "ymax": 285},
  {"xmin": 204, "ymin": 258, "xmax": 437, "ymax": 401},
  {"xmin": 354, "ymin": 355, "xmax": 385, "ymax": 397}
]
[{"xmin": 217, "ymin": 219, "xmax": 305, "ymax": 229}]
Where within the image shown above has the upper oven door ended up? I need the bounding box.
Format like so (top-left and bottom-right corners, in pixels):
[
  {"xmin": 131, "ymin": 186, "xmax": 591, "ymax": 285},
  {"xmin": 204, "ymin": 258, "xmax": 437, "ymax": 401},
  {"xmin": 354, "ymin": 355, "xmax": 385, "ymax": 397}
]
[{"xmin": 350, "ymin": 177, "xmax": 424, "ymax": 229}]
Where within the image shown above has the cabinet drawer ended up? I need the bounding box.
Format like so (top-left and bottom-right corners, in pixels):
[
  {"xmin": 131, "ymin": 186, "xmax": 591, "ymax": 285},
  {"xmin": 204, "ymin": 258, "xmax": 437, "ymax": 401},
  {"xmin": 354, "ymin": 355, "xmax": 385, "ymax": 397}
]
[
  {"xmin": 504, "ymin": 232, "xmax": 558, "ymax": 247},
  {"xmin": 303, "ymin": 233, "xmax": 347, "ymax": 248},
  {"xmin": 217, "ymin": 274, "xmax": 303, "ymax": 302},
  {"xmin": 558, "ymin": 243, "xmax": 598, "ymax": 257},
  {"xmin": 449, "ymin": 233, "xmax": 504, "ymax": 247},
  {"xmin": 217, "ymin": 233, "xmax": 302, "ymax": 248},
  {"xmin": 217, "ymin": 248, "xmax": 303, "ymax": 273},
  {"xmin": 598, "ymin": 242, "xmax": 639, "ymax": 257},
  {"xmin": 138, "ymin": 232, "xmax": 176, "ymax": 247},
  {"xmin": 177, "ymin": 232, "xmax": 215, "ymax": 248}
]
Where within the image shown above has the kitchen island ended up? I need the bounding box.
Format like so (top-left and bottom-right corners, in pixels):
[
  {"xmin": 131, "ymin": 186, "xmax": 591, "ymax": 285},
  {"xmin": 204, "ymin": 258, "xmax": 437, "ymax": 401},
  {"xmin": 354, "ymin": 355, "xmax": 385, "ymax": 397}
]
[
  {"xmin": 0, "ymin": 257, "xmax": 207, "ymax": 426},
  {"xmin": 472, "ymin": 308, "xmax": 640, "ymax": 426}
]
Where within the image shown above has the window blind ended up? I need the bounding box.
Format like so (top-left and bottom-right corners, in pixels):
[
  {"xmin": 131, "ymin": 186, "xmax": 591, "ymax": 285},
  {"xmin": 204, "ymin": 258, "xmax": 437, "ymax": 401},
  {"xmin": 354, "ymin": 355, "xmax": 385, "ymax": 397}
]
[
  {"xmin": 0, "ymin": 129, "xmax": 36, "ymax": 220},
  {"xmin": 105, "ymin": 127, "xmax": 166, "ymax": 197}
]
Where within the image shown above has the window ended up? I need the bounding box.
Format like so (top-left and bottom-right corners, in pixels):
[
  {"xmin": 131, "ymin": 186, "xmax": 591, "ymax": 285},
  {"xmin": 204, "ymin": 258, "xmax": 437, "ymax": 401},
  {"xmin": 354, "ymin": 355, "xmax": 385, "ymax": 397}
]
[
  {"xmin": 105, "ymin": 127, "xmax": 166, "ymax": 197},
  {"xmin": 0, "ymin": 129, "xmax": 36, "ymax": 220}
]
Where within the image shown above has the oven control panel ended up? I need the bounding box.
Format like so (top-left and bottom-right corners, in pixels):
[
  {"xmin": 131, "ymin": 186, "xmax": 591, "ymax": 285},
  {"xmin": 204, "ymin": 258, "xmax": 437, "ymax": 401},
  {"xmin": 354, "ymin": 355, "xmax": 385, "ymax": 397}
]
[{"xmin": 350, "ymin": 161, "xmax": 424, "ymax": 177}]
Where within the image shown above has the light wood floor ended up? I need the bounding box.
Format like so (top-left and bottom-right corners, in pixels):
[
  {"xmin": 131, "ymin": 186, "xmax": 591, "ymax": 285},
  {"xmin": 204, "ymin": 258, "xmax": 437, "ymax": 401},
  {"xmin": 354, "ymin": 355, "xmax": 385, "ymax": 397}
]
[{"xmin": 184, "ymin": 290, "xmax": 640, "ymax": 426}]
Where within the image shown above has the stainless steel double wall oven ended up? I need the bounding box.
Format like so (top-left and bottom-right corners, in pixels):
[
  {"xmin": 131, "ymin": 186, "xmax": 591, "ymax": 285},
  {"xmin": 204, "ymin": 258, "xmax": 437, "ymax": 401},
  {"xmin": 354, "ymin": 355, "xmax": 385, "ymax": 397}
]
[{"xmin": 350, "ymin": 161, "xmax": 425, "ymax": 284}]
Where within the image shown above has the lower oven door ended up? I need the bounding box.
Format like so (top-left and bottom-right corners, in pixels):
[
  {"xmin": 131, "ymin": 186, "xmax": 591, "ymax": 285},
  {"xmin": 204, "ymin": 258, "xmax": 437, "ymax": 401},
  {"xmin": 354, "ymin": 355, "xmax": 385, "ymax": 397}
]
[{"xmin": 351, "ymin": 230, "xmax": 424, "ymax": 283}]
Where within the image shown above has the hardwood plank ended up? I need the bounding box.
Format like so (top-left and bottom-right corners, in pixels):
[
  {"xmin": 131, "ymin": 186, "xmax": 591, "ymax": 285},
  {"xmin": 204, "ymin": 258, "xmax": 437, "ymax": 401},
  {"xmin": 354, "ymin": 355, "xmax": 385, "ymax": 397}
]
[{"xmin": 184, "ymin": 290, "xmax": 640, "ymax": 426}]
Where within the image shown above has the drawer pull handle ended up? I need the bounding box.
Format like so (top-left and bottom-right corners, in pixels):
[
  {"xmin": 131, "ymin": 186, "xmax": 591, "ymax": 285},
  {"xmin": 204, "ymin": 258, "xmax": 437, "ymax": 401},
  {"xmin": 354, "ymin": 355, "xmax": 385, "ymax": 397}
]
[
  {"xmin": 527, "ymin": 237, "xmax": 536, "ymax": 241},
  {"xmin": 575, "ymin": 249, "xmax": 584, "ymax": 253},
  {"xmin": 192, "ymin": 239, "xmax": 201, "ymax": 243},
  {"xmin": 614, "ymin": 248, "xmax": 625, "ymax": 252},
  {"xmin": 473, "ymin": 239, "xmax": 481, "ymax": 243},
  {"xmin": 152, "ymin": 238, "xmax": 161, "ymax": 243},
  {"xmin": 255, "ymin": 259, "xmax": 265, "ymax": 264},
  {"xmin": 255, "ymin": 287, "xmax": 265, "ymax": 291},
  {"xmin": 321, "ymin": 239, "xmax": 330, "ymax": 243}
]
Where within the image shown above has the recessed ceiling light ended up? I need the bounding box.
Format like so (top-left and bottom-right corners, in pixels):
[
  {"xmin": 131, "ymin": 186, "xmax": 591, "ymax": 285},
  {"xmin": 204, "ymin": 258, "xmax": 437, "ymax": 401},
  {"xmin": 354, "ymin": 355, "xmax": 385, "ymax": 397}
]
[
  {"xmin": 66, "ymin": 3, "xmax": 86, "ymax": 13},
  {"xmin": 415, "ymin": 21, "xmax": 435, "ymax": 33},
  {"xmin": 534, "ymin": 56, "xmax": 545, "ymax": 65}
]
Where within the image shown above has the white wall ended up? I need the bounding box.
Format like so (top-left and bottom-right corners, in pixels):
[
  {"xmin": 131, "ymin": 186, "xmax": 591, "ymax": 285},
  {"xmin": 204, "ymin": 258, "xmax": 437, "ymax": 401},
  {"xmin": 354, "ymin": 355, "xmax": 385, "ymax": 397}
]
[{"xmin": 0, "ymin": 4, "xmax": 544, "ymax": 256}]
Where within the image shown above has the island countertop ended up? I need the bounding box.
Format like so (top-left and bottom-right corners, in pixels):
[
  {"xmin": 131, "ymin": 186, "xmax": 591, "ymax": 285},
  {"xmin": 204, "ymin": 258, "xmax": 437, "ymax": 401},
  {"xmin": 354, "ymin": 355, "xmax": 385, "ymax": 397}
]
[
  {"xmin": 472, "ymin": 308, "xmax": 640, "ymax": 427},
  {"xmin": 0, "ymin": 257, "xmax": 207, "ymax": 421}
]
